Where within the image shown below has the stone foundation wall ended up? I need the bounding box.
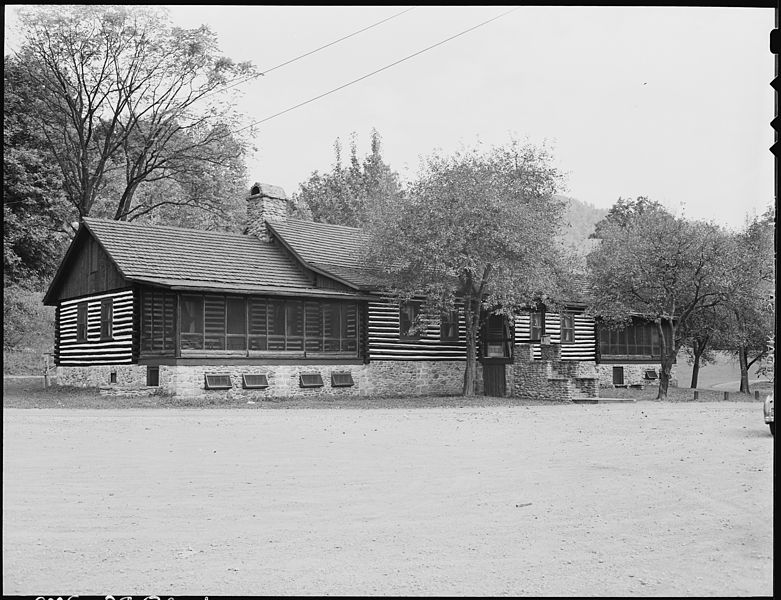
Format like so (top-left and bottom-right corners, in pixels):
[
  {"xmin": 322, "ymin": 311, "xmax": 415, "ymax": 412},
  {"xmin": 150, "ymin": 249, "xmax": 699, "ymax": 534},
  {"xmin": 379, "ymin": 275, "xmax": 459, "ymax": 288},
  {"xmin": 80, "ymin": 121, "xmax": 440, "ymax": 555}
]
[
  {"xmin": 508, "ymin": 344, "xmax": 599, "ymax": 401},
  {"xmin": 55, "ymin": 365, "xmax": 147, "ymax": 388},
  {"xmin": 597, "ymin": 363, "xmax": 678, "ymax": 388},
  {"xmin": 57, "ymin": 360, "xmax": 466, "ymax": 399}
]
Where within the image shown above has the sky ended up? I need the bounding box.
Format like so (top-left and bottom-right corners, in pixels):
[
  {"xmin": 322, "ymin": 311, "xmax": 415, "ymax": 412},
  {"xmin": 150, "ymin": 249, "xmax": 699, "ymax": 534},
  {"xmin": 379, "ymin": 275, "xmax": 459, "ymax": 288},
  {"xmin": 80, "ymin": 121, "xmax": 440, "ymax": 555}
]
[{"xmin": 4, "ymin": 5, "xmax": 776, "ymax": 228}]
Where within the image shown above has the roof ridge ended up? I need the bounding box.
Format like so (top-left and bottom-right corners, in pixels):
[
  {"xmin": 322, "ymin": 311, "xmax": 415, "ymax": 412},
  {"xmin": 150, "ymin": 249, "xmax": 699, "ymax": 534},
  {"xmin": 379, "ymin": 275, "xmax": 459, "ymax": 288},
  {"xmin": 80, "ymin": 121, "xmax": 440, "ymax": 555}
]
[
  {"xmin": 282, "ymin": 218, "xmax": 366, "ymax": 233},
  {"xmin": 83, "ymin": 217, "xmax": 250, "ymax": 239}
]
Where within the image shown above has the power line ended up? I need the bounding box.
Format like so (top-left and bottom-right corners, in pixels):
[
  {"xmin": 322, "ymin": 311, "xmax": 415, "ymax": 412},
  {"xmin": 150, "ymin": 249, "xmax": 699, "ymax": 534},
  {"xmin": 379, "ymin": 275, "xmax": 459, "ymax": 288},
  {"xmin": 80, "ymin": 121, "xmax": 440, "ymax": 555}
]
[
  {"xmin": 234, "ymin": 6, "xmax": 520, "ymax": 133},
  {"xmin": 201, "ymin": 6, "xmax": 417, "ymax": 101}
]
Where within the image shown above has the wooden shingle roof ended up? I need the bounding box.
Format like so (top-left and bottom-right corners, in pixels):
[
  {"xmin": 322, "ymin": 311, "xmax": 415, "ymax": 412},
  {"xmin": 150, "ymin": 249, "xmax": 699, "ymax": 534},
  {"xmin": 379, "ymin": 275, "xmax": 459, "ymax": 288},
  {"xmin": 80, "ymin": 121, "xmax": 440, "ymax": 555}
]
[
  {"xmin": 268, "ymin": 219, "xmax": 383, "ymax": 290},
  {"xmin": 77, "ymin": 218, "xmax": 361, "ymax": 297}
]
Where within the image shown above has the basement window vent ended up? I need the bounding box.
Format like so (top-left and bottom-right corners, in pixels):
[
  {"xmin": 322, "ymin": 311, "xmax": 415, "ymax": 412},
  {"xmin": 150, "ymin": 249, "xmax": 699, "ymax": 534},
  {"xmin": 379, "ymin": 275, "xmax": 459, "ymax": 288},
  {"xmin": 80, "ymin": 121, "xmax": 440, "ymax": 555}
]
[
  {"xmin": 242, "ymin": 374, "xmax": 269, "ymax": 389},
  {"xmin": 205, "ymin": 374, "xmax": 233, "ymax": 390},
  {"xmin": 147, "ymin": 366, "xmax": 159, "ymax": 387},
  {"xmin": 299, "ymin": 372, "xmax": 324, "ymax": 388},
  {"xmin": 331, "ymin": 371, "xmax": 354, "ymax": 387},
  {"xmin": 644, "ymin": 370, "xmax": 659, "ymax": 380}
]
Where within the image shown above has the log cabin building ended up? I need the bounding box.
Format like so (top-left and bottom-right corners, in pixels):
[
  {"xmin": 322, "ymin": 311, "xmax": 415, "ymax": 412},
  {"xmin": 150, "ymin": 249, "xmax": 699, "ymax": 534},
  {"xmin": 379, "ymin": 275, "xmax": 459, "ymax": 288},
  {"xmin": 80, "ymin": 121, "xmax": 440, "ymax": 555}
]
[{"xmin": 44, "ymin": 183, "xmax": 673, "ymax": 399}]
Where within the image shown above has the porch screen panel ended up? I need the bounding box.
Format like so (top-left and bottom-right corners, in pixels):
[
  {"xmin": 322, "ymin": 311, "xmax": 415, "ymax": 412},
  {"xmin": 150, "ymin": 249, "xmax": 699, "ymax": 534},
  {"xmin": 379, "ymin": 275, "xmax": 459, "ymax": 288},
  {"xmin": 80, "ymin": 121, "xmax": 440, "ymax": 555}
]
[
  {"xmin": 267, "ymin": 299, "xmax": 285, "ymax": 351},
  {"xmin": 322, "ymin": 303, "xmax": 340, "ymax": 352},
  {"xmin": 204, "ymin": 296, "xmax": 226, "ymax": 350},
  {"xmin": 248, "ymin": 298, "xmax": 268, "ymax": 350},
  {"xmin": 341, "ymin": 303, "xmax": 358, "ymax": 352},
  {"xmin": 305, "ymin": 302, "xmax": 323, "ymax": 352},
  {"xmin": 226, "ymin": 297, "xmax": 246, "ymax": 350},
  {"xmin": 286, "ymin": 301, "xmax": 304, "ymax": 351},
  {"xmin": 181, "ymin": 295, "xmax": 204, "ymax": 350}
]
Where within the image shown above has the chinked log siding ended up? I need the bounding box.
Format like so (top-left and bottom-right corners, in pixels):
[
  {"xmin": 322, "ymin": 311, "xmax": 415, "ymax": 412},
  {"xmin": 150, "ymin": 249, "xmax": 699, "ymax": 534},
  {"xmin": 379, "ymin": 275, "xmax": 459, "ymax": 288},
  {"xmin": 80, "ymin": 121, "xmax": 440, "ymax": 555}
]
[
  {"xmin": 367, "ymin": 300, "xmax": 467, "ymax": 361},
  {"xmin": 514, "ymin": 311, "xmax": 596, "ymax": 361},
  {"xmin": 56, "ymin": 289, "xmax": 134, "ymax": 366}
]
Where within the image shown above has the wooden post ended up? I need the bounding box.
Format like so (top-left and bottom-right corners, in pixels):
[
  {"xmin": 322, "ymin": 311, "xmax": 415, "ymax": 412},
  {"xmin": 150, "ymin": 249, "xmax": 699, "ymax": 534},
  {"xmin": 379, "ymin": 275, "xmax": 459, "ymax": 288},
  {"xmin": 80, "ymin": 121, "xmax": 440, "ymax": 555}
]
[{"xmin": 43, "ymin": 354, "xmax": 49, "ymax": 389}]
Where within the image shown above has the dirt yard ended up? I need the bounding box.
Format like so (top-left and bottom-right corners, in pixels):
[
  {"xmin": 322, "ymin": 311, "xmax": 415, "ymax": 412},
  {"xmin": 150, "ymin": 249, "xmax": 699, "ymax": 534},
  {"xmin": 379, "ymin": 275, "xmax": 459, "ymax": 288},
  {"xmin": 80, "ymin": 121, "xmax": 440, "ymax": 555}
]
[{"xmin": 2, "ymin": 401, "xmax": 774, "ymax": 596}]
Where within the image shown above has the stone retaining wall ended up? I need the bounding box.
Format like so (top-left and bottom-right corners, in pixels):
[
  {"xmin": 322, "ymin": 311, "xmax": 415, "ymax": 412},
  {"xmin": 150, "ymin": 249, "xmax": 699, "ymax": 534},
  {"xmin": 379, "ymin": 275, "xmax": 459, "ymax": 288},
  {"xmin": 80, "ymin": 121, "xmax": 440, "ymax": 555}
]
[
  {"xmin": 57, "ymin": 360, "xmax": 466, "ymax": 399},
  {"xmin": 597, "ymin": 363, "xmax": 678, "ymax": 388}
]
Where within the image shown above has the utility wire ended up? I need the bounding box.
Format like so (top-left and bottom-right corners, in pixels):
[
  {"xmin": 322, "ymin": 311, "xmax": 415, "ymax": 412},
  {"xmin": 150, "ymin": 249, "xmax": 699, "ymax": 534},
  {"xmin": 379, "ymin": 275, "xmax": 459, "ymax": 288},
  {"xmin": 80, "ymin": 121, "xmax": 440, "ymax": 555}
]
[
  {"xmin": 234, "ymin": 6, "xmax": 520, "ymax": 133},
  {"xmin": 201, "ymin": 6, "xmax": 417, "ymax": 101}
]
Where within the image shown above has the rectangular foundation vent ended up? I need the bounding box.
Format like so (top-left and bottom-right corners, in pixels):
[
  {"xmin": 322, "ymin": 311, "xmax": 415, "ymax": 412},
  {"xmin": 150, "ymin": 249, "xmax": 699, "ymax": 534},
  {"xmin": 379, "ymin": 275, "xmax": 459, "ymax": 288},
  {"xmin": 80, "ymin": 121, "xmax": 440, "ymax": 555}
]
[
  {"xmin": 331, "ymin": 371, "xmax": 354, "ymax": 387},
  {"xmin": 242, "ymin": 374, "xmax": 269, "ymax": 389},
  {"xmin": 205, "ymin": 374, "xmax": 232, "ymax": 390},
  {"xmin": 299, "ymin": 372, "xmax": 324, "ymax": 388},
  {"xmin": 643, "ymin": 369, "xmax": 658, "ymax": 380}
]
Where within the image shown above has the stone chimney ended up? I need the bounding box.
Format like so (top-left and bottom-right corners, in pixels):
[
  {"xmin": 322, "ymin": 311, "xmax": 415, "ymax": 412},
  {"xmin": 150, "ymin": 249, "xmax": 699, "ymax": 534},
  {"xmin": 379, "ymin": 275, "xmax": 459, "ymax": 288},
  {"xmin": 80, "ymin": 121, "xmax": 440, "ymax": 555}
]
[{"xmin": 246, "ymin": 182, "xmax": 288, "ymax": 242}]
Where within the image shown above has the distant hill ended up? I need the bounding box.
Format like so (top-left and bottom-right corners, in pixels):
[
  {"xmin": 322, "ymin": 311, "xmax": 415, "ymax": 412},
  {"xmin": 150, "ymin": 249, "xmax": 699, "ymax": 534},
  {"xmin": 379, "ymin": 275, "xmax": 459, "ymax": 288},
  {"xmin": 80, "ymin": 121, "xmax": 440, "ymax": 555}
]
[{"xmin": 555, "ymin": 195, "xmax": 609, "ymax": 257}]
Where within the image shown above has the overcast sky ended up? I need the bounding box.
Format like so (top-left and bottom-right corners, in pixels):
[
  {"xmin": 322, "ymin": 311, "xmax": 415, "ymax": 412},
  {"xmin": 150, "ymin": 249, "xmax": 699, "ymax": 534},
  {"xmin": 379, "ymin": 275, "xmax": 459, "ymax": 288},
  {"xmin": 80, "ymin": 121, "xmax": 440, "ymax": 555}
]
[{"xmin": 5, "ymin": 5, "xmax": 775, "ymax": 228}]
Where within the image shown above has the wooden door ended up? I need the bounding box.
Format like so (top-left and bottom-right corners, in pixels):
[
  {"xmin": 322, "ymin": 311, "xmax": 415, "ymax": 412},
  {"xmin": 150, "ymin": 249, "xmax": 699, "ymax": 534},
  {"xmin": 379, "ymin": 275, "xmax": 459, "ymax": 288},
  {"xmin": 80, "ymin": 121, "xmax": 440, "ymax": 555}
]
[{"xmin": 483, "ymin": 363, "xmax": 506, "ymax": 397}]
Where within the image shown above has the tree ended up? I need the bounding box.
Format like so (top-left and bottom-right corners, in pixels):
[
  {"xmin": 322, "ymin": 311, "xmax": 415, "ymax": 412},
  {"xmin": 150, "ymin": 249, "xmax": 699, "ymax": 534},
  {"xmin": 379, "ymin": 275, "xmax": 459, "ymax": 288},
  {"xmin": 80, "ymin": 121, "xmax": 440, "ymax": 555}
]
[
  {"xmin": 364, "ymin": 140, "xmax": 568, "ymax": 396},
  {"xmin": 290, "ymin": 129, "xmax": 402, "ymax": 227},
  {"xmin": 3, "ymin": 55, "xmax": 74, "ymax": 286},
  {"xmin": 587, "ymin": 200, "xmax": 734, "ymax": 398},
  {"xmin": 679, "ymin": 304, "xmax": 732, "ymax": 388},
  {"xmin": 722, "ymin": 209, "xmax": 775, "ymax": 393},
  {"xmin": 13, "ymin": 5, "xmax": 256, "ymax": 222}
]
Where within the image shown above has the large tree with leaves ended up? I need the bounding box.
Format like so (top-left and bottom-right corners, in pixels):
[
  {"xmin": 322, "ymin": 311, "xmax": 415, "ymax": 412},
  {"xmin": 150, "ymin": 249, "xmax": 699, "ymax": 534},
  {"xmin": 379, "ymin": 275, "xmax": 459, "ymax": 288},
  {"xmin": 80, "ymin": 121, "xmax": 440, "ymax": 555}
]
[
  {"xmin": 587, "ymin": 199, "xmax": 734, "ymax": 398},
  {"xmin": 12, "ymin": 5, "xmax": 256, "ymax": 222},
  {"xmin": 3, "ymin": 54, "xmax": 75, "ymax": 286},
  {"xmin": 722, "ymin": 209, "xmax": 775, "ymax": 392},
  {"xmin": 364, "ymin": 141, "xmax": 569, "ymax": 396},
  {"xmin": 290, "ymin": 129, "xmax": 402, "ymax": 227}
]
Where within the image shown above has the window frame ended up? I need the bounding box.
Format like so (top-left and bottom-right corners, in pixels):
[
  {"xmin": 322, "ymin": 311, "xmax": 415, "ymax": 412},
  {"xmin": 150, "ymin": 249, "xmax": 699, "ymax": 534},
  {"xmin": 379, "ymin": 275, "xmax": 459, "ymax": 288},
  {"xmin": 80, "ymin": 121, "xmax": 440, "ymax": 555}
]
[
  {"xmin": 529, "ymin": 311, "xmax": 545, "ymax": 341},
  {"xmin": 100, "ymin": 298, "xmax": 113, "ymax": 340},
  {"xmin": 177, "ymin": 292, "xmax": 360, "ymax": 358},
  {"xmin": 560, "ymin": 313, "xmax": 575, "ymax": 344},
  {"xmin": 399, "ymin": 300, "xmax": 423, "ymax": 340},
  {"xmin": 440, "ymin": 309, "xmax": 459, "ymax": 343},
  {"xmin": 76, "ymin": 302, "xmax": 88, "ymax": 342}
]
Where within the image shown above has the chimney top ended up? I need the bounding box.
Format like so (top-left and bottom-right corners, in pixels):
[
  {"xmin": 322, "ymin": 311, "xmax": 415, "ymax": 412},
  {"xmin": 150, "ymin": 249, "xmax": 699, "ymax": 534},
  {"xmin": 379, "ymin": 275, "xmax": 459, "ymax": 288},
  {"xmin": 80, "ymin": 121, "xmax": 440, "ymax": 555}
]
[{"xmin": 250, "ymin": 182, "xmax": 287, "ymax": 200}]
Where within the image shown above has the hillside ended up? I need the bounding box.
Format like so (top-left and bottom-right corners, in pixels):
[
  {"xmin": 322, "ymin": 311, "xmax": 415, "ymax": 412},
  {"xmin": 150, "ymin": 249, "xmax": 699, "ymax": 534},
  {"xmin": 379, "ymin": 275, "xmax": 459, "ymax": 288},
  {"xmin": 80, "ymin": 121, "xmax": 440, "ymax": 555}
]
[{"xmin": 555, "ymin": 195, "xmax": 609, "ymax": 257}]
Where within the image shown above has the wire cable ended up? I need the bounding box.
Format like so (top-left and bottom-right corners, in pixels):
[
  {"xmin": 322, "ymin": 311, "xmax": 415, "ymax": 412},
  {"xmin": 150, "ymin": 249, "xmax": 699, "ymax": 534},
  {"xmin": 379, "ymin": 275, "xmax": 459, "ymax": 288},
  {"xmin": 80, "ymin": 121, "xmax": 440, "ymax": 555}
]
[
  {"xmin": 234, "ymin": 6, "xmax": 520, "ymax": 133},
  {"xmin": 200, "ymin": 6, "xmax": 418, "ymax": 101}
]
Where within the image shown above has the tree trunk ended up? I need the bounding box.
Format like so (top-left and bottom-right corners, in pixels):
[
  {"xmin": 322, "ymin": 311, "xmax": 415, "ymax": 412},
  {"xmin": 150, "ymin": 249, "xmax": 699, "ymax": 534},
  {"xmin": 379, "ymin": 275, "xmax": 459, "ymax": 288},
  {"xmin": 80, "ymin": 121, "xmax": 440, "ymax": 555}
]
[
  {"xmin": 462, "ymin": 296, "xmax": 481, "ymax": 396},
  {"xmin": 689, "ymin": 337, "xmax": 708, "ymax": 389},
  {"xmin": 690, "ymin": 359, "xmax": 700, "ymax": 389},
  {"xmin": 738, "ymin": 347, "xmax": 750, "ymax": 393}
]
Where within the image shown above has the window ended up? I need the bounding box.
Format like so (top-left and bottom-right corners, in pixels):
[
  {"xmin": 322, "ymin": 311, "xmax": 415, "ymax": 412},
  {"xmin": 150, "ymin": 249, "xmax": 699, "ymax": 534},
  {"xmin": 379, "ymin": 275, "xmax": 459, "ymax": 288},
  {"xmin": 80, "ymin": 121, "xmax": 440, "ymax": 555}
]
[
  {"xmin": 613, "ymin": 366, "xmax": 624, "ymax": 385},
  {"xmin": 440, "ymin": 309, "xmax": 459, "ymax": 342},
  {"xmin": 331, "ymin": 371, "xmax": 354, "ymax": 387},
  {"xmin": 140, "ymin": 289, "xmax": 176, "ymax": 352},
  {"xmin": 226, "ymin": 297, "xmax": 247, "ymax": 350},
  {"xmin": 181, "ymin": 295, "xmax": 204, "ymax": 349},
  {"xmin": 399, "ymin": 301, "xmax": 422, "ymax": 339},
  {"xmin": 100, "ymin": 298, "xmax": 113, "ymax": 340},
  {"xmin": 484, "ymin": 313, "xmax": 512, "ymax": 358},
  {"xmin": 242, "ymin": 374, "xmax": 269, "ymax": 389},
  {"xmin": 76, "ymin": 302, "xmax": 88, "ymax": 342},
  {"xmin": 181, "ymin": 293, "xmax": 360, "ymax": 356},
  {"xmin": 147, "ymin": 366, "xmax": 160, "ymax": 387},
  {"xmin": 530, "ymin": 311, "xmax": 544, "ymax": 341},
  {"xmin": 300, "ymin": 372, "xmax": 324, "ymax": 388},
  {"xmin": 599, "ymin": 321, "xmax": 664, "ymax": 358},
  {"xmin": 204, "ymin": 373, "xmax": 232, "ymax": 390},
  {"xmin": 560, "ymin": 313, "xmax": 574, "ymax": 343}
]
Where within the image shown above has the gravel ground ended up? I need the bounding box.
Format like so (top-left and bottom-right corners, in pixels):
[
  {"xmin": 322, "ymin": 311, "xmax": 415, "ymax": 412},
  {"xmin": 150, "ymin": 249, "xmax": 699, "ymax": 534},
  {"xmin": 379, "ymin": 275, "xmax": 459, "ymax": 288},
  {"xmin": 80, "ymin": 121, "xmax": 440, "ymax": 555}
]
[{"xmin": 2, "ymin": 401, "xmax": 774, "ymax": 596}]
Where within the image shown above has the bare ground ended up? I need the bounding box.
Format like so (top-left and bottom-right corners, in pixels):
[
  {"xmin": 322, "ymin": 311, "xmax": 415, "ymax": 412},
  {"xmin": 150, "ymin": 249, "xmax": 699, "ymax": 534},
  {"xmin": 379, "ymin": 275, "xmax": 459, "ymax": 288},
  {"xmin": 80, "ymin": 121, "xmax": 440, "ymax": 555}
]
[{"xmin": 2, "ymin": 400, "xmax": 774, "ymax": 596}]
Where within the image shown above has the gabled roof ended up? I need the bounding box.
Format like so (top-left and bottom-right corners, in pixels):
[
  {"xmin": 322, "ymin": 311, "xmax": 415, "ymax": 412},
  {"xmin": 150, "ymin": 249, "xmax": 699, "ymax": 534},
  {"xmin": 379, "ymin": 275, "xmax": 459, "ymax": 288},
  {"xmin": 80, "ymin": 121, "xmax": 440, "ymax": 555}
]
[
  {"xmin": 46, "ymin": 218, "xmax": 367, "ymax": 303},
  {"xmin": 267, "ymin": 219, "xmax": 383, "ymax": 290}
]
